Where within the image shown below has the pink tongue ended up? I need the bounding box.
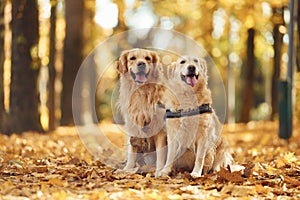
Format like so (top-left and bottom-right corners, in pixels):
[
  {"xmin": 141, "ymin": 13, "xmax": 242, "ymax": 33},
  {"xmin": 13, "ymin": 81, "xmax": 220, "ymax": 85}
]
[
  {"xmin": 186, "ymin": 76, "xmax": 198, "ymax": 87},
  {"xmin": 135, "ymin": 74, "xmax": 147, "ymax": 83}
]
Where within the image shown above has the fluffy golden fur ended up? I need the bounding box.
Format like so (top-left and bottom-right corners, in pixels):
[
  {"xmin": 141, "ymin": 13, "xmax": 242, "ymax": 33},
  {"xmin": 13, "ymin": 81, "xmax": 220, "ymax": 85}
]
[
  {"xmin": 116, "ymin": 48, "xmax": 167, "ymax": 174},
  {"xmin": 158, "ymin": 55, "xmax": 233, "ymax": 177}
]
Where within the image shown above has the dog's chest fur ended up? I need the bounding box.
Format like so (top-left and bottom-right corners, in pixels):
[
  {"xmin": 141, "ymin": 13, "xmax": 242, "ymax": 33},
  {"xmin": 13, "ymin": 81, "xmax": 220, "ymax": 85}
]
[
  {"xmin": 165, "ymin": 79, "xmax": 216, "ymax": 151},
  {"xmin": 118, "ymin": 75, "xmax": 165, "ymax": 138}
]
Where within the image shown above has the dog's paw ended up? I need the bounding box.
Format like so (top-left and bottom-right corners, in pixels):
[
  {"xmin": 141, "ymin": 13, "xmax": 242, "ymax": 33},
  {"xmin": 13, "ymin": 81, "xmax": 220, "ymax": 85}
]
[
  {"xmin": 114, "ymin": 168, "xmax": 126, "ymax": 174},
  {"xmin": 156, "ymin": 167, "xmax": 172, "ymax": 177},
  {"xmin": 118, "ymin": 166, "xmax": 139, "ymax": 174},
  {"xmin": 155, "ymin": 170, "xmax": 168, "ymax": 178},
  {"xmin": 190, "ymin": 171, "xmax": 202, "ymax": 178}
]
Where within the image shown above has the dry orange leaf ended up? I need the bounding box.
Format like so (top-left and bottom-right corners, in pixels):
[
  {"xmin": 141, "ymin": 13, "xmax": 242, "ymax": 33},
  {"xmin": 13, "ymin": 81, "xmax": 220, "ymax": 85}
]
[
  {"xmin": 221, "ymin": 184, "xmax": 255, "ymax": 197},
  {"xmin": 282, "ymin": 175, "xmax": 300, "ymax": 186},
  {"xmin": 255, "ymin": 184, "xmax": 271, "ymax": 194},
  {"xmin": 48, "ymin": 178, "xmax": 69, "ymax": 187},
  {"xmin": 0, "ymin": 180, "xmax": 15, "ymax": 195},
  {"xmin": 217, "ymin": 167, "xmax": 244, "ymax": 183}
]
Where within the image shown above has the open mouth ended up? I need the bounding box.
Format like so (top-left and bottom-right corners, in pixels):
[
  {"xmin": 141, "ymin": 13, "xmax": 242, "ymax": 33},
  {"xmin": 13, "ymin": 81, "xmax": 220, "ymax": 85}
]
[
  {"xmin": 131, "ymin": 70, "xmax": 149, "ymax": 84},
  {"xmin": 181, "ymin": 73, "xmax": 199, "ymax": 87}
]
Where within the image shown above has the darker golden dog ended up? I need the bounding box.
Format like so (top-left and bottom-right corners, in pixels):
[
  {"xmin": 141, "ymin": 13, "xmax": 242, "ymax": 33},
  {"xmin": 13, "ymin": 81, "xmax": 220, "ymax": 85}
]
[{"xmin": 116, "ymin": 48, "xmax": 167, "ymax": 175}]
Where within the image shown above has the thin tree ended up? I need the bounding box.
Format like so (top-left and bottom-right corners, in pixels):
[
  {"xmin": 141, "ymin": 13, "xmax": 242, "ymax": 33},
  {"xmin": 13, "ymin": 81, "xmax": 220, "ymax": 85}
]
[
  {"xmin": 239, "ymin": 28, "xmax": 255, "ymax": 122},
  {"xmin": 271, "ymin": 7, "xmax": 284, "ymax": 119},
  {"xmin": 0, "ymin": 0, "xmax": 5, "ymax": 131},
  {"xmin": 9, "ymin": 0, "xmax": 42, "ymax": 134},
  {"xmin": 297, "ymin": 2, "xmax": 300, "ymax": 71},
  {"xmin": 60, "ymin": 0, "xmax": 84, "ymax": 125},
  {"xmin": 48, "ymin": 0, "xmax": 57, "ymax": 130}
]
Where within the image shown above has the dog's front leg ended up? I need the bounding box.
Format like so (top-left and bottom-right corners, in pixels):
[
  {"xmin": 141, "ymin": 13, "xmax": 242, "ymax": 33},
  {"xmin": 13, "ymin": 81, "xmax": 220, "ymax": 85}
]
[
  {"xmin": 123, "ymin": 143, "xmax": 138, "ymax": 172},
  {"xmin": 203, "ymin": 150, "xmax": 215, "ymax": 174},
  {"xmin": 156, "ymin": 134, "xmax": 179, "ymax": 177},
  {"xmin": 213, "ymin": 138, "xmax": 233, "ymax": 171},
  {"xmin": 154, "ymin": 131, "xmax": 167, "ymax": 177},
  {"xmin": 191, "ymin": 139, "xmax": 207, "ymax": 178}
]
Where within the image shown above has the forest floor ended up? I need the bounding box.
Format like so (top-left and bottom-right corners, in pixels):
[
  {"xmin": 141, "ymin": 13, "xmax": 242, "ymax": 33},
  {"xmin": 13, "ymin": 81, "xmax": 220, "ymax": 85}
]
[{"xmin": 1, "ymin": 121, "xmax": 300, "ymax": 199}]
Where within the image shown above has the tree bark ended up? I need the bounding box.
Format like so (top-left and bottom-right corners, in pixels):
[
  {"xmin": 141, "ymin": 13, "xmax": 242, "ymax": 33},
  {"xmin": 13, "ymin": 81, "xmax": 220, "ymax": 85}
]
[
  {"xmin": 271, "ymin": 23, "xmax": 284, "ymax": 120},
  {"xmin": 239, "ymin": 28, "xmax": 255, "ymax": 123},
  {"xmin": 270, "ymin": 7, "xmax": 285, "ymax": 119},
  {"xmin": 0, "ymin": 0, "xmax": 5, "ymax": 131},
  {"xmin": 60, "ymin": 0, "xmax": 84, "ymax": 125},
  {"xmin": 297, "ymin": 1, "xmax": 300, "ymax": 71},
  {"xmin": 9, "ymin": 0, "xmax": 42, "ymax": 134},
  {"xmin": 48, "ymin": 0, "xmax": 57, "ymax": 131},
  {"xmin": 113, "ymin": 0, "xmax": 127, "ymax": 33}
]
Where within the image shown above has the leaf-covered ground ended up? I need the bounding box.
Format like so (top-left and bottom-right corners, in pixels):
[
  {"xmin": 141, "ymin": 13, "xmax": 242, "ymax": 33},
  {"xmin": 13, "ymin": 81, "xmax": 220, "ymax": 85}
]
[{"xmin": 1, "ymin": 121, "xmax": 300, "ymax": 199}]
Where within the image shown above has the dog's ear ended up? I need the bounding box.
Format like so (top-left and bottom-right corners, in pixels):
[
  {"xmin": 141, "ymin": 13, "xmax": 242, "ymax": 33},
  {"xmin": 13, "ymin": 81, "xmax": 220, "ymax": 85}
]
[
  {"xmin": 151, "ymin": 51, "xmax": 160, "ymax": 67},
  {"xmin": 151, "ymin": 51, "xmax": 162, "ymax": 78},
  {"xmin": 199, "ymin": 58, "xmax": 208, "ymax": 83},
  {"xmin": 152, "ymin": 63, "xmax": 163, "ymax": 78},
  {"xmin": 167, "ymin": 62, "xmax": 177, "ymax": 79},
  {"xmin": 116, "ymin": 51, "xmax": 128, "ymax": 74}
]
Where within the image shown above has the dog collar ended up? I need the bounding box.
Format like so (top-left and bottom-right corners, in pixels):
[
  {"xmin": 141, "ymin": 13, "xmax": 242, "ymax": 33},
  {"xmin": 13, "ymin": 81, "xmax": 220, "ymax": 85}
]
[{"xmin": 165, "ymin": 104, "xmax": 213, "ymax": 119}]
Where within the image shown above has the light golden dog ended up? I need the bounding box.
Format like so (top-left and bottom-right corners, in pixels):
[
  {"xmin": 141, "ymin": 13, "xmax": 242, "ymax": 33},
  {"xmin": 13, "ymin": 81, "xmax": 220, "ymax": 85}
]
[
  {"xmin": 158, "ymin": 55, "xmax": 233, "ymax": 178},
  {"xmin": 116, "ymin": 48, "xmax": 167, "ymax": 175}
]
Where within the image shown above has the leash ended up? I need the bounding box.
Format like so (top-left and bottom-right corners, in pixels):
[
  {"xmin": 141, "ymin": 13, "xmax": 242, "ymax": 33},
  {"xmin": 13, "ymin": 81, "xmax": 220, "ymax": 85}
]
[{"xmin": 165, "ymin": 104, "xmax": 213, "ymax": 119}]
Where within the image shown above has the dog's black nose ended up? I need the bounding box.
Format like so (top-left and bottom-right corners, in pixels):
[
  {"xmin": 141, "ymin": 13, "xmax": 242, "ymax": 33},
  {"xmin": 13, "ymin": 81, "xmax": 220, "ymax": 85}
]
[
  {"xmin": 137, "ymin": 62, "xmax": 146, "ymax": 71},
  {"xmin": 187, "ymin": 65, "xmax": 196, "ymax": 72}
]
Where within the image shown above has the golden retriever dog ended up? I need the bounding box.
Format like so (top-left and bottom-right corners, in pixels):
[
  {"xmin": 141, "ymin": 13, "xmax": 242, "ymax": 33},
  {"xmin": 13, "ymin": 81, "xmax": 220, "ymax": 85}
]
[
  {"xmin": 158, "ymin": 55, "xmax": 233, "ymax": 178},
  {"xmin": 116, "ymin": 48, "xmax": 167, "ymax": 175}
]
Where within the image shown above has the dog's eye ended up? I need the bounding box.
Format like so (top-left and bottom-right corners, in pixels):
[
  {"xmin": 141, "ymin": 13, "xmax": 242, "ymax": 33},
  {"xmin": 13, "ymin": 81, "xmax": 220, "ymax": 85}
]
[
  {"xmin": 129, "ymin": 56, "xmax": 136, "ymax": 61},
  {"xmin": 180, "ymin": 60, "xmax": 186, "ymax": 64},
  {"xmin": 145, "ymin": 56, "xmax": 151, "ymax": 61},
  {"xmin": 194, "ymin": 59, "xmax": 198, "ymax": 63}
]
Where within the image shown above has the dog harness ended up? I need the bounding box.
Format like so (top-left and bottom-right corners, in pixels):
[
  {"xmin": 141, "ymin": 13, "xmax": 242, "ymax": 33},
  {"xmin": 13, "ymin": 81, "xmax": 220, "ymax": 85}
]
[{"xmin": 165, "ymin": 104, "xmax": 213, "ymax": 118}]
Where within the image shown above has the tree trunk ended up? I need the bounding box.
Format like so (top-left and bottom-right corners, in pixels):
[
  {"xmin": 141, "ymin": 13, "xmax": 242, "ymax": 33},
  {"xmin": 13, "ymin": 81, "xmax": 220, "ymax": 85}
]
[
  {"xmin": 270, "ymin": 7, "xmax": 284, "ymax": 119},
  {"xmin": 0, "ymin": 0, "xmax": 5, "ymax": 131},
  {"xmin": 239, "ymin": 28, "xmax": 255, "ymax": 123},
  {"xmin": 113, "ymin": 0, "xmax": 126, "ymax": 33},
  {"xmin": 297, "ymin": 1, "xmax": 300, "ymax": 72},
  {"xmin": 9, "ymin": 0, "xmax": 42, "ymax": 134},
  {"xmin": 271, "ymin": 25, "xmax": 283, "ymax": 119},
  {"xmin": 48, "ymin": 1, "xmax": 57, "ymax": 131},
  {"xmin": 60, "ymin": 0, "xmax": 84, "ymax": 125}
]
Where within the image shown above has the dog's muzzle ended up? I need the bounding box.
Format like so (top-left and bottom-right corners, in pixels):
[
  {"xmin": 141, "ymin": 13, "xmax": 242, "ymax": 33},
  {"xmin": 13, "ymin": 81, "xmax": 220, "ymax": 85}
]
[
  {"xmin": 131, "ymin": 62, "xmax": 149, "ymax": 84},
  {"xmin": 181, "ymin": 73, "xmax": 199, "ymax": 87},
  {"xmin": 180, "ymin": 65, "xmax": 199, "ymax": 87}
]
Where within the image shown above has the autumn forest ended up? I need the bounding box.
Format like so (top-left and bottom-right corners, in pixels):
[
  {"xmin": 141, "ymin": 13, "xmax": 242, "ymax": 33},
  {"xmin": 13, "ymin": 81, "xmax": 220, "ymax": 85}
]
[{"xmin": 0, "ymin": 0, "xmax": 300, "ymax": 199}]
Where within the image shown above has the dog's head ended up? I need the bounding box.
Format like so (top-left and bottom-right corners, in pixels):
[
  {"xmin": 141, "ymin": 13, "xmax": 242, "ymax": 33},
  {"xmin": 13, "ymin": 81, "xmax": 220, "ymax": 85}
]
[
  {"xmin": 168, "ymin": 55, "xmax": 208, "ymax": 87},
  {"xmin": 116, "ymin": 48, "xmax": 161, "ymax": 84}
]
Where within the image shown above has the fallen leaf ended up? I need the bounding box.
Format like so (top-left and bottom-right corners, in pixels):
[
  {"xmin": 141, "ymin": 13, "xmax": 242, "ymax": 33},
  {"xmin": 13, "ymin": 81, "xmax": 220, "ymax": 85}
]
[
  {"xmin": 242, "ymin": 162, "xmax": 255, "ymax": 178},
  {"xmin": 48, "ymin": 178, "xmax": 69, "ymax": 187},
  {"xmin": 282, "ymin": 175, "xmax": 300, "ymax": 186},
  {"xmin": 266, "ymin": 165, "xmax": 277, "ymax": 175},
  {"xmin": 0, "ymin": 180, "xmax": 15, "ymax": 195},
  {"xmin": 217, "ymin": 167, "xmax": 244, "ymax": 183},
  {"xmin": 52, "ymin": 190, "xmax": 68, "ymax": 200},
  {"xmin": 221, "ymin": 184, "xmax": 255, "ymax": 197},
  {"xmin": 67, "ymin": 157, "xmax": 81, "ymax": 165},
  {"xmin": 255, "ymin": 184, "xmax": 271, "ymax": 194},
  {"xmin": 27, "ymin": 165, "xmax": 48, "ymax": 173}
]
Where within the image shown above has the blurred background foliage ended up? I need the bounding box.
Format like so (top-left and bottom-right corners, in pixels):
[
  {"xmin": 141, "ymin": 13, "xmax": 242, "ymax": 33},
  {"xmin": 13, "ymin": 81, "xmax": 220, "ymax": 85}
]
[{"xmin": 0, "ymin": 0, "xmax": 299, "ymax": 134}]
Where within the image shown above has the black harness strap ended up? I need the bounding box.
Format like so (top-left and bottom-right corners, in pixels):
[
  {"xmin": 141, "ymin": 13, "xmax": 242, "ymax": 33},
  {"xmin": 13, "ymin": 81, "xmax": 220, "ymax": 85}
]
[{"xmin": 165, "ymin": 104, "xmax": 213, "ymax": 119}]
